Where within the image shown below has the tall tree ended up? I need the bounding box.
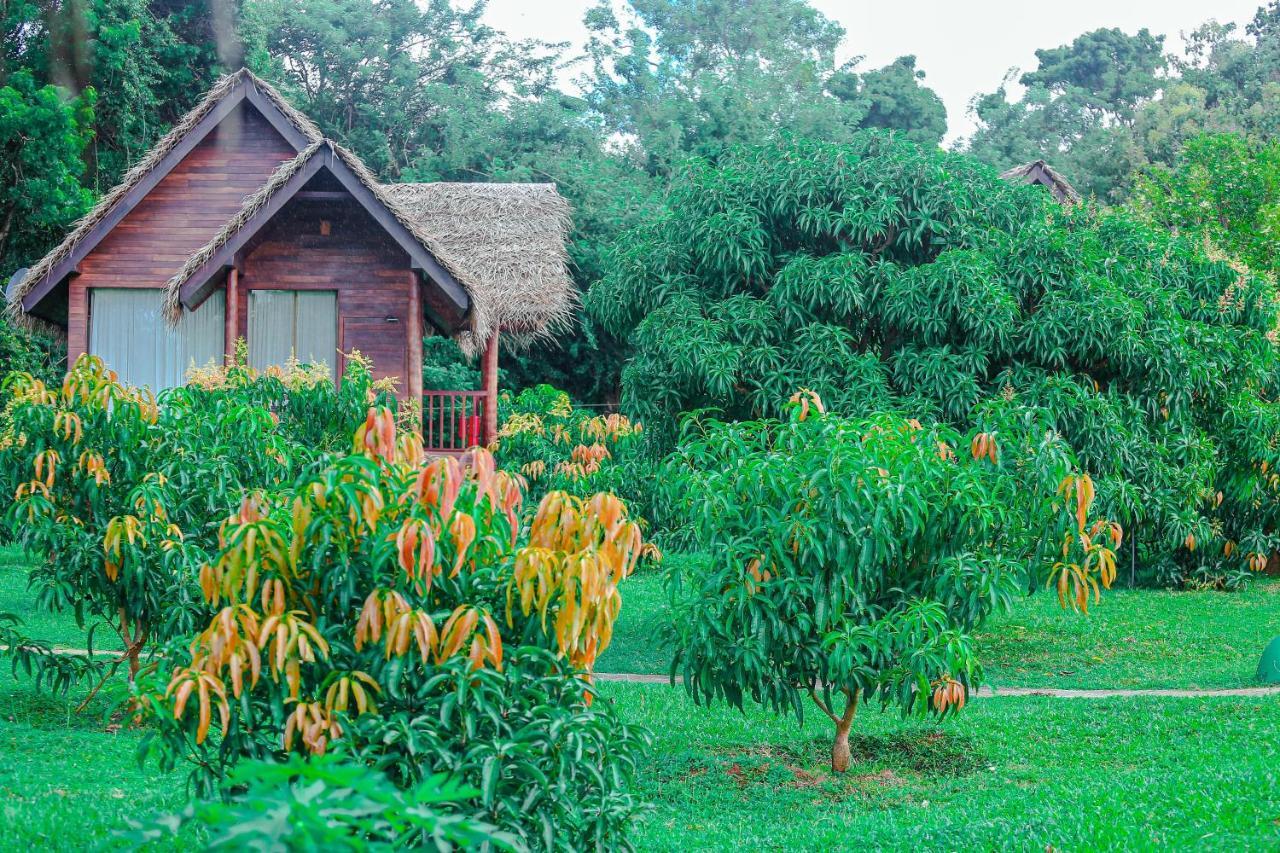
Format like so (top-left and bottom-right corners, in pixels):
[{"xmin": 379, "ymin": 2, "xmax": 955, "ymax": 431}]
[
  {"xmin": 0, "ymin": 70, "xmax": 94, "ymax": 273},
  {"xmin": 239, "ymin": 0, "xmax": 559, "ymax": 179},
  {"xmin": 839, "ymin": 55, "xmax": 947, "ymax": 146},
  {"xmin": 581, "ymin": 0, "xmax": 947, "ymax": 174},
  {"xmin": 1020, "ymin": 27, "xmax": 1166, "ymax": 122},
  {"xmin": 964, "ymin": 26, "xmax": 1166, "ymax": 201}
]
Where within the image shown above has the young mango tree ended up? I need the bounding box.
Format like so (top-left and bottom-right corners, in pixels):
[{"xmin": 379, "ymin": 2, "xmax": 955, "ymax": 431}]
[
  {"xmin": 660, "ymin": 393, "xmax": 1119, "ymax": 771},
  {"xmin": 138, "ymin": 407, "xmax": 649, "ymax": 849},
  {"xmin": 0, "ymin": 353, "xmax": 387, "ymax": 692}
]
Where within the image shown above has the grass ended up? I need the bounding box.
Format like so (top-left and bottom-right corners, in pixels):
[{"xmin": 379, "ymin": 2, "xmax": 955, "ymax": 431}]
[
  {"xmin": 600, "ymin": 683, "xmax": 1280, "ymax": 850},
  {"xmin": 0, "ymin": 666, "xmax": 187, "ymax": 851},
  {"xmin": 601, "ymin": 567, "xmax": 1280, "ymax": 689},
  {"xmin": 0, "ymin": 546, "xmax": 122, "ymax": 651},
  {"xmin": 2, "ymin": 546, "xmax": 1279, "ymax": 848}
]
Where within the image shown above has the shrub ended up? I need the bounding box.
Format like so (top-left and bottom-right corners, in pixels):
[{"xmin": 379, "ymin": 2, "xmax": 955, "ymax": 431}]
[
  {"xmin": 494, "ymin": 384, "xmax": 656, "ymax": 526},
  {"xmin": 0, "ymin": 353, "xmax": 390, "ymax": 689},
  {"xmin": 659, "ymin": 392, "xmax": 1119, "ymax": 772},
  {"xmin": 589, "ymin": 132, "xmax": 1280, "ymax": 588},
  {"xmin": 137, "ymin": 407, "xmax": 649, "ymax": 849},
  {"xmin": 123, "ymin": 754, "xmax": 512, "ymax": 850}
]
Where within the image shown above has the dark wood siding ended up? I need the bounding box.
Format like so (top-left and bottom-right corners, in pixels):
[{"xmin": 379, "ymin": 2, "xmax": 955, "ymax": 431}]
[
  {"xmin": 237, "ymin": 200, "xmax": 415, "ymax": 394},
  {"xmin": 69, "ymin": 105, "xmax": 297, "ymax": 359}
]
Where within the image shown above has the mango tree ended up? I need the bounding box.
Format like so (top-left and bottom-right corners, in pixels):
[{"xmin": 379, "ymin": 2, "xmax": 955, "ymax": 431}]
[
  {"xmin": 589, "ymin": 132, "xmax": 1280, "ymax": 588},
  {"xmin": 139, "ymin": 407, "xmax": 649, "ymax": 849},
  {"xmin": 660, "ymin": 393, "xmax": 1119, "ymax": 771}
]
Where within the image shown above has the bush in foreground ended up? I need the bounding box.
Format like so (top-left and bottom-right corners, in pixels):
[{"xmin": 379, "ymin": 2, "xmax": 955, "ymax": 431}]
[
  {"xmin": 124, "ymin": 754, "xmax": 513, "ymax": 850},
  {"xmin": 660, "ymin": 393, "xmax": 1119, "ymax": 771},
  {"xmin": 138, "ymin": 408, "xmax": 649, "ymax": 849},
  {"xmin": 0, "ymin": 354, "xmax": 392, "ymax": 689}
]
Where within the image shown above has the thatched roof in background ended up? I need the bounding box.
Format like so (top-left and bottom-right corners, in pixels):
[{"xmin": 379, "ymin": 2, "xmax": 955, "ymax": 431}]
[
  {"xmin": 999, "ymin": 160, "xmax": 1082, "ymax": 205},
  {"xmin": 7, "ymin": 68, "xmax": 576, "ymax": 353},
  {"xmin": 4, "ymin": 69, "xmax": 322, "ymax": 330}
]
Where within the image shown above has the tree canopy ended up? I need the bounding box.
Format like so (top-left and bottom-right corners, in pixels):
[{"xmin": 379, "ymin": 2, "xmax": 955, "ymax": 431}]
[{"xmin": 589, "ymin": 132, "xmax": 1280, "ymax": 587}]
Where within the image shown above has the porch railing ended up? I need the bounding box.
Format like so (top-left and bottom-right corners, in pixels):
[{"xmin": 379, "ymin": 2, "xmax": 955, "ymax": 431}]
[{"xmin": 423, "ymin": 390, "xmax": 488, "ymax": 453}]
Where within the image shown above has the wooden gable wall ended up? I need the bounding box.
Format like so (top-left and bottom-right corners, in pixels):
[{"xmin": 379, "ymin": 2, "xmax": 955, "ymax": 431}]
[
  {"xmin": 68, "ymin": 105, "xmax": 297, "ymax": 359},
  {"xmin": 237, "ymin": 198, "xmax": 420, "ymax": 393}
]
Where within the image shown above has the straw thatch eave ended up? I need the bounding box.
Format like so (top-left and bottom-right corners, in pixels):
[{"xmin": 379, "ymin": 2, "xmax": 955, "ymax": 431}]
[
  {"xmin": 5, "ymin": 68, "xmax": 322, "ymax": 328},
  {"xmin": 381, "ymin": 182, "xmax": 576, "ymax": 352},
  {"xmin": 999, "ymin": 160, "xmax": 1082, "ymax": 205}
]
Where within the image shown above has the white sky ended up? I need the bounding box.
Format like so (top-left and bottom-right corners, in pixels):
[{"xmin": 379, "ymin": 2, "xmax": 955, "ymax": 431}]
[{"xmin": 483, "ymin": 0, "xmax": 1264, "ymax": 144}]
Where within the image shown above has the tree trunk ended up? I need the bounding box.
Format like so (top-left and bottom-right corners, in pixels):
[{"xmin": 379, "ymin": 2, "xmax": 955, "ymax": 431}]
[{"xmin": 830, "ymin": 689, "xmax": 859, "ymax": 773}]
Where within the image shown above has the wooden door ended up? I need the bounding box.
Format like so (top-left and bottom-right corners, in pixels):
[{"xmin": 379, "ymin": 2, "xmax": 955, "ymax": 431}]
[{"xmin": 340, "ymin": 315, "xmax": 409, "ymax": 387}]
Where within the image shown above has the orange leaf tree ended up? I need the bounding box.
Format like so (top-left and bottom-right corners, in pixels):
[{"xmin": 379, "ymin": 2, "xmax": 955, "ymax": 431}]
[
  {"xmin": 138, "ymin": 407, "xmax": 648, "ymax": 850},
  {"xmin": 660, "ymin": 393, "xmax": 1119, "ymax": 772},
  {"xmin": 0, "ymin": 353, "xmax": 396, "ymax": 691}
]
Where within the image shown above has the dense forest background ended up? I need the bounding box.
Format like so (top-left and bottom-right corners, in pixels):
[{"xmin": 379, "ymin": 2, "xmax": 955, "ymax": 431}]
[{"xmin": 4, "ymin": 0, "xmax": 1280, "ymax": 402}]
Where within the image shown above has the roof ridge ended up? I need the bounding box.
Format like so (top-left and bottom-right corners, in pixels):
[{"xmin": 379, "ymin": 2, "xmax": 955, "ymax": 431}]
[{"xmin": 6, "ymin": 68, "xmax": 323, "ymax": 325}]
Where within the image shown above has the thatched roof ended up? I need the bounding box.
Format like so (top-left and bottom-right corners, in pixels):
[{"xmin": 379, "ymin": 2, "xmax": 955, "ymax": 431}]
[
  {"xmin": 5, "ymin": 69, "xmax": 322, "ymax": 329},
  {"xmin": 8, "ymin": 68, "xmax": 576, "ymax": 352},
  {"xmin": 381, "ymin": 182, "xmax": 575, "ymax": 349},
  {"xmin": 999, "ymin": 160, "xmax": 1082, "ymax": 205}
]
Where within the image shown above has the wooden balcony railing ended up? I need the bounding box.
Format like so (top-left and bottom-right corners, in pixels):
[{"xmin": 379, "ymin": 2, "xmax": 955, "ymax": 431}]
[{"xmin": 423, "ymin": 390, "xmax": 488, "ymax": 453}]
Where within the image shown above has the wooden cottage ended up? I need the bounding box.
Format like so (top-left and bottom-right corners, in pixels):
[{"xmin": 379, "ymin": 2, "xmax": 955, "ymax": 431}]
[{"xmin": 4, "ymin": 69, "xmax": 575, "ymax": 452}]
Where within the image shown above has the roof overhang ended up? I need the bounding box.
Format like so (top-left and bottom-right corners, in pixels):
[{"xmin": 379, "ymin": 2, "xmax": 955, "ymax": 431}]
[
  {"xmin": 177, "ymin": 146, "xmax": 471, "ymax": 329},
  {"xmin": 19, "ymin": 75, "xmax": 313, "ymax": 317}
]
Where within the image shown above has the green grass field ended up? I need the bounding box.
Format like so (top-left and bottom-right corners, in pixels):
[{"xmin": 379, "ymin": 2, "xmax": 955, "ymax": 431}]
[
  {"xmin": 604, "ymin": 684, "xmax": 1280, "ymax": 851},
  {"xmin": 3, "ymin": 546, "xmax": 1280, "ymax": 849},
  {"xmin": 600, "ymin": 568, "xmax": 1280, "ymax": 689}
]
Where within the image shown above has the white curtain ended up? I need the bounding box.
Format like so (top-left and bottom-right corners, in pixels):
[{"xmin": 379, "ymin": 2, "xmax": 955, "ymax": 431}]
[{"xmin": 89, "ymin": 288, "xmax": 225, "ymax": 392}]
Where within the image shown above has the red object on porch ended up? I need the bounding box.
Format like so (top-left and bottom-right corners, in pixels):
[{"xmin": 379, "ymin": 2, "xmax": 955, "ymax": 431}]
[{"xmin": 423, "ymin": 390, "xmax": 488, "ymax": 453}]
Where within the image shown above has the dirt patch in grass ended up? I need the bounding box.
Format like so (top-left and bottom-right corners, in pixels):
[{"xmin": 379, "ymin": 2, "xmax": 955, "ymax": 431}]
[
  {"xmin": 844, "ymin": 730, "xmax": 988, "ymax": 777},
  {"xmin": 664, "ymin": 731, "xmax": 986, "ymax": 796}
]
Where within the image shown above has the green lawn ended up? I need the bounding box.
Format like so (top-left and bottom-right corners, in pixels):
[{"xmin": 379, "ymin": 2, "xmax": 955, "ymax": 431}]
[
  {"xmin": 0, "ymin": 546, "xmax": 122, "ymax": 651},
  {"xmin": 2, "ymin": 546, "xmax": 1279, "ymax": 848},
  {"xmin": 602, "ymin": 683, "xmax": 1280, "ymax": 850},
  {"xmin": 601, "ymin": 567, "xmax": 1280, "ymax": 689}
]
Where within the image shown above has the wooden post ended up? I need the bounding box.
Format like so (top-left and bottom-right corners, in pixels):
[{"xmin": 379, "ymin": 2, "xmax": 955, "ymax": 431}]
[
  {"xmin": 224, "ymin": 266, "xmax": 239, "ymax": 363},
  {"xmin": 482, "ymin": 328, "xmax": 499, "ymax": 446},
  {"xmin": 406, "ymin": 271, "xmax": 423, "ymax": 431}
]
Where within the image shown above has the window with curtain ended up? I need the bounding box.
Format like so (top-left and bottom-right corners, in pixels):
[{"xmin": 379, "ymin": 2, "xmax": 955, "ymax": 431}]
[
  {"xmin": 89, "ymin": 288, "xmax": 225, "ymax": 392},
  {"xmin": 247, "ymin": 290, "xmax": 337, "ymax": 379}
]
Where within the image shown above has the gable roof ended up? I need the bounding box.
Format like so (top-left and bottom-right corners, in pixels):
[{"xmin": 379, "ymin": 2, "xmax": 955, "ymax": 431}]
[
  {"xmin": 999, "ymin": 160, "xmax": 1082, "ymax": 205},
  {"xmin": 7, "ymin": 69, "xmax": 321, "ymax": 324},
  {"xmin": 170, "ymin": 140, "xmax": 473, "ymax": 335},
  {"xmin": 7, "ymin": 68, "xmax": 576, "ymax": 352}
]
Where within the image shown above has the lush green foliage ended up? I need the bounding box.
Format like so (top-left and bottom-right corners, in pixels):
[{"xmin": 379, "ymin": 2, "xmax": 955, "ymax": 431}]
[
  {"xmin": 493, "ymin": 384, "xmax": 654, "ymax": 522},
  {"xmin": 125, "ymin": 754, "xmax": 512, "ymax": 850},
  {"xmin": 0, "ymin": 354, "xmax": 387, "ymax": 688},
  {"xmin": 657, "ymin": 395, "xmax": 1118, "ymax": 769},
  {"xmin": 592, "ymin": 133, "xmax": 1280, "ymax": 588},
  {"xmin": 135, "ymin": 406, "xmax": 648, "ymax": 848},
  {"xmin": 1132, "ymin": 132, "xmax": 1280, "ymax": 277},
  {"xmin": 0, "ymin": 70, "xmax": 94, "ymax": 275}
]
